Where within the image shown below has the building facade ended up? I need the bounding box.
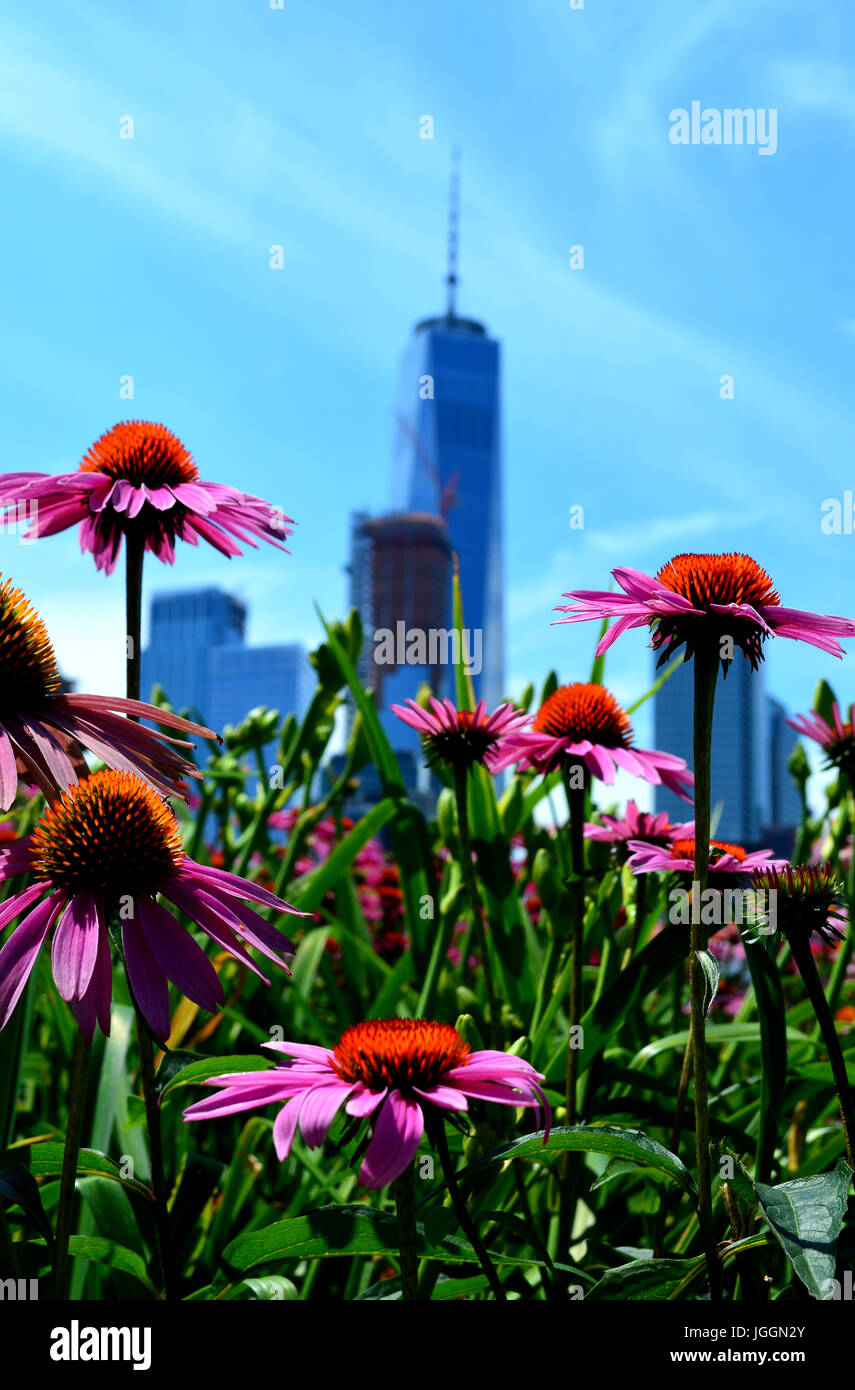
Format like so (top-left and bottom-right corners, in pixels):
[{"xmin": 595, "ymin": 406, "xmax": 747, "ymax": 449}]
[
  {"xmin": 140, "ymin": 589, "xmax": 312, "ymax": 780},
  {"xmin": 653, "ymin": 651, "xmax": 791, "ymax": 848},
  {"xmin": 392, "ymin": 310, "xmax": 504, "ymax": 709}
]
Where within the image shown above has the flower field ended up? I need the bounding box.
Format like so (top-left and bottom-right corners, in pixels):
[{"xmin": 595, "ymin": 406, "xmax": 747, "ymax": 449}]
[{"xmin": 1, "ymin": 433, "xmax": 854, "ymax": 1314}]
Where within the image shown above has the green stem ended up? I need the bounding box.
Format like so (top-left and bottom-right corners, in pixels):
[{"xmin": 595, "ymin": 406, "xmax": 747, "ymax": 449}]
[
  {"xmin": 822, "ymin": 791, "xmax": 855, "ymax": 1026},
  {"xmin": 690, "ymin": 644, "xmax": 721, "ymax": 1300},
  {"xmin": 432, "ymin": 1116, "xmax": 506, "ymax": 1301},
  {"xmin": 621, "ymin": 870, "xmax": 646, "ymax": 969},
  {"xmin": 393, "ymin": 1165, "xmax": 420, "ymax": 1301},
  {"xmin": 125, "ymin": 528, "xmax": 177, "ymax": 1298},
  {"xmin": 453, "ymin": 765, "xmax": 501, "ymax": 1049},
  {"xmin": 787, "ymin": 929, "xmax": 855, "ymax": 1169},
  {"xmin": 135, "ymin": 1017, "xmax": 176, "ymax": 1298},
  {"xmin": 53, "ymin": 1030, "xmax": 92, "ymax": 1299},
  {"xmin": 558, "ymin": 764, "xmax": 587, "ymax": 1255},
  {"xmin": 124, "ymin": 529, "xmax": 144, "ymax": 704}
]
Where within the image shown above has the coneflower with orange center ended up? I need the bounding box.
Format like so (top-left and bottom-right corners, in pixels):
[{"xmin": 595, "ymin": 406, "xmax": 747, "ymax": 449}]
[
  {"xmin": 554, "ymin": 552, "xmax": 855, "ymax": 672},
  {"xmin": 0, "ymin": 575, "xmax": 217, "ymax": 808},
  {"xmin": 0, "ymin": 421, "xmax": 294, "ymax": 575},
  {"xmin": 627, "ymin": 835, "xmax": 784, "ymax": 879},
  {"xmin": 0, "ymin": 769, "xmax": 308, "ymax": 1040},
  {"xmin": 183, "ymin": 1017, "xmax": 548, "ymax": 1190},
  {"xmin": 491, "ymin": 682, "xmax": 693, "ymax": 800}
]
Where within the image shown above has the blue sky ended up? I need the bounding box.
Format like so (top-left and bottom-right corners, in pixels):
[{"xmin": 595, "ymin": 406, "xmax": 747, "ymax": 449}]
[{"xmin": 1, "ymin": 0, "xmax": 854, "ymax": 799}]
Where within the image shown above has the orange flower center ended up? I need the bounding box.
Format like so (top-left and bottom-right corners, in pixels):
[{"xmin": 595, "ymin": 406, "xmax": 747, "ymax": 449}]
[
  {"xmin": 532, "ymin": 683, "xmax": 632, "ymax": 747},
  {"xmin": 671, "ymin": 838, "xmax": 747, "ymax": 864},
  {"xmin": 31, "ymin": 769, "xmax": 184, "ymax": 896},
  {"xmin": 0, "ymin": 578, "xmax": 61, "ymax": 709},
  {"xmin": 655, "ymin": 553, "xmax": 780, "ymax": 610},
  {"xmin": 79, "ymin": 421, "xmax": 199, "ymax": 489},
  {"xmin": 330, "ymin": 1018, "xmax": 470, "ymax": 1092}
]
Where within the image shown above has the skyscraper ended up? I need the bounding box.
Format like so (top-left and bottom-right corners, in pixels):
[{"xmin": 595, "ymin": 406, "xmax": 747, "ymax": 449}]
[
  {"xmin": 345, "ymin": 511, "xmax": 451, "ymax": 810},
  {"xmin": 653, "ymin": 654, "xmax": 800, "ymax": 850},
  {"xmin": 391, "ymin": 157, "xmax": 505, "ymax": 708},
  {"xmin": 141, "ymin": 589, "xmax": 246, "ymax": 721},
  {"xmin": 140, "ymin": 588, "xmax": 312, "ymax": 763},
  {"xmin": 765, "ymin": 696, "xmax": 802, "ymax": 853},
  {"xmin": 654, "ymin": 652, "xmax": 769, "ymax": 845}
]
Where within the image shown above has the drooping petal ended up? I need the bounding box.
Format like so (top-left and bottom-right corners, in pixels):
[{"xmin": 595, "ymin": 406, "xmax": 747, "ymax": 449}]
[{"xmin": 357, "ymin": 1091, "xmax": 424, "ymax": 1190}]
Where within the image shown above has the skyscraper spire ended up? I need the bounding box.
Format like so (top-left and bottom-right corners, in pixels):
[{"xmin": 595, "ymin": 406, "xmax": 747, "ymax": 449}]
[{"xmin": 445, "ymin": 147, "xmax": 461, "ymax": 319}]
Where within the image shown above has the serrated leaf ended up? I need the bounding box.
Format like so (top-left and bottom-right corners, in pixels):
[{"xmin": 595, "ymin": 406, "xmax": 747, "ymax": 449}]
[{"xmin": 754, "ymin": 1160, "xmax": 852, "ymax": 1299}]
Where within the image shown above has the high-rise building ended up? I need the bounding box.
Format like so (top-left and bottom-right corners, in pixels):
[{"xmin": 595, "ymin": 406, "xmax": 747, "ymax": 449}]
[
  {"xmin": 653, "ymin": 652, "xmax": 770, "ymax": 846},
  {"xmin": 653, "ymin": 654, "xmax": 800, "ymax": 850},
  {"xmin": 345, "ymin": 511, "xmax": 451, "ymax": 811},
  {"xmin": 140, "ymin": 589, "xmax": 312, "ymax": 773},
  {"xmin": 391, "ymin": 157, "xmax": 504, "ymax": 708},
  {"xmin": 141, "ymin": 589, "xmax": 245, "ymax": 721},
  {"xmin": 765, "ymin": 696, "xmax": 802, "ymax": 854}
]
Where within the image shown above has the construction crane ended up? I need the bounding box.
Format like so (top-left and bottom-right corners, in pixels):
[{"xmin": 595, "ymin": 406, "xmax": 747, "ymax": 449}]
[{"xmin": 394, "ymin": 410, "xmax": 459, "ymax": 525}]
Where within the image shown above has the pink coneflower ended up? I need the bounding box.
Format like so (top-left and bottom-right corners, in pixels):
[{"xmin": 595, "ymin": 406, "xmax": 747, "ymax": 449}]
[
  {"xmin": 183, "ymin": 1018, "xmax": 549, "ymax": 1189},
  {"xmin": 554, "ymin": 553, "xmax": 855, "ymax": 671},
  {"xmin": 585, "ymin": 800, "xmax": 693, "ymax": 849},
  {"xmin": 0, "ymin": 421, "xmax": 293, "ymax": 576},
  {"xmin": 0, "ymin": 576, "xmax": 217, "ymax": 808},
  {"xmin": 627, "ymin": 836, "xmax": 784, "ymax": 880},
  {"xmin": 788, "ymin": 703, "xmax": 855, "ymax": 779},
  {"xmin": 491, "ymin": 682, "xmax": 694, "ymax": 801},
  {"xmin": 391, "ymin": 697, "xmax": 529, "ymax": 774},
  {"xmin": 0, "ymin": 770, "xmax": 306, "ymax": 1040}
]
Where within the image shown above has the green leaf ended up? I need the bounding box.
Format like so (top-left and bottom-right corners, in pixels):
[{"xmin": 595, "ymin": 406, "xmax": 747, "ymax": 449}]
[
  {"xmin": 630, "ymin": 1022, "xmax": 818, "ymax": 1068},
  {"xmin": 813, "ymin": 678, "xmax": 838, "ymax": 726},
  {"xmin": 223, "ymin": 1204, "xmax": 574, "ymax": 1275},
  {"xmin": 33, "ymin": 1235, "xmax": 160, "ymax": 1298},
  {"xmin": 460, "ymin": 1125, "xmax": 696, "ymax": 1195},
  {"xmin": 754, "ymin": 1160, "xmax": 852, "ymax": 1299},
  {"xmin": 696, "ymin": 949, "xmax": 720, "ymax": 1018},
  {"xmin": 25, "ymin": 1143, "xmax": 153, "ymax": 1202},
  {"xmin": 226, "ymin": 1275, "xmax": 299, "ymax": 1300},
  {"xmin": 160, "ymin": 1054, "xmax": 271, "ymax": 1099},
  {"xmin": 588, "ymin": 1255, "xmax": 706, "ymax": 1300}
]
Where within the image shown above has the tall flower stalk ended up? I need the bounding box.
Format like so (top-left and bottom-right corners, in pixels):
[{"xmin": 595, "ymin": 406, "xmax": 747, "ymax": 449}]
[{"xmin": 689, "ymin": 642, "xmax": 721, "ymax": 1298}]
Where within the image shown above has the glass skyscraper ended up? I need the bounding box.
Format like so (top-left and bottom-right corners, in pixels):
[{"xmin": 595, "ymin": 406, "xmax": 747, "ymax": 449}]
[
  {"xmin": 653, "ymin": 652, "xmax": 770, "ymax": 845},
  {"xmin": 392, "ymin": 309, "xmax": 504, "ymax": 709},
  {"xmin": 653, "ymin": 653, "xmax": 800, "ymax": 849},
  {"xmin": 140, "ymin": 589, "xmax": 312, "ymax": 772}
]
